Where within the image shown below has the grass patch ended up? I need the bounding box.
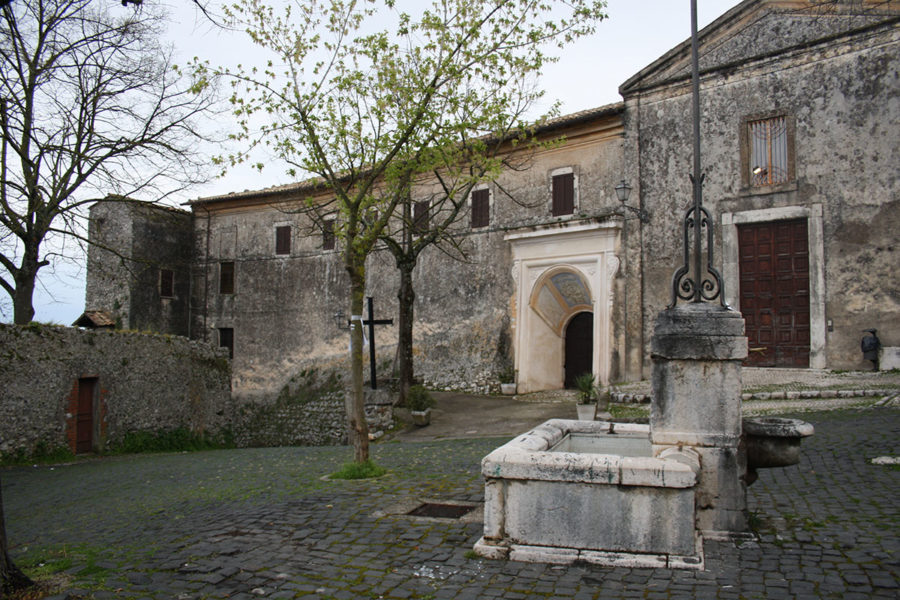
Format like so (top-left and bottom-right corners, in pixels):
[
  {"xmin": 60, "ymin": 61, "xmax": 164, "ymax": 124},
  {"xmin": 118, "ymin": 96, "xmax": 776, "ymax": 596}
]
[
  {"xmin": 112, "ymin": 427, "xmax": 234, "ymax": 455},
  {"xmin": 1, "ymin": 442, "xmax": 75, "ymax": 466},
  {"xmin": 12, "ymin": 544, "xmax": 113, "ymax": 597},
  {"xmin": 608, "ymin": 403, "xmax": 649, "ymax": 420},
  {"xmin": 329, "ymin": 459, "xmax": 387, "ymax": 480}
]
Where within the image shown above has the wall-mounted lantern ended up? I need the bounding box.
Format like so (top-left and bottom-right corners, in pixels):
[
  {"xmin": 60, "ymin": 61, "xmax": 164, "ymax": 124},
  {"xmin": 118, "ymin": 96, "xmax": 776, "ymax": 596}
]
[{"xmin": 615, "ymin": 179, "xmax": 649, "ymax": 223}]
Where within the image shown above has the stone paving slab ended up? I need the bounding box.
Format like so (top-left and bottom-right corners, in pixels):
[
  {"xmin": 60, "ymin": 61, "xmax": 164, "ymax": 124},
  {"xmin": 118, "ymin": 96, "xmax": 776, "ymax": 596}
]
[
  {"xmin": 4, "ymin": 407, "xmax": 899, "ymax": 599},
  {"xmin": 610, "ymin": 368, "xmax": 900, "ymax": 404}
]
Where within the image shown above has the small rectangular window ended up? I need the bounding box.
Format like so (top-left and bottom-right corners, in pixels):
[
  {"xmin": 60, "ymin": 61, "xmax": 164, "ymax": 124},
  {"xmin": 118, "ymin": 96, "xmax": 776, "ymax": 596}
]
[
  {"xmin": 323, "ymin": 219, "xmax": 335, "ymax": 250},
  {"xmin": 275, "ymin": 225, "xmax": 291, "ymax": 255},
  {"xmin": 218, "ymin": 327, "xmax": 234, "ymax": 359},
  {"xmin": 747, "ymin": 116, "xmax": 790, "ymax": 186},
  {"xmin": 159, "ymin": 269, "xmax": 174, "ymax": 298},
  {"xmin": 219, "ymin": 261, "xmax": 234, "ymax": 295},
  {"xmin": 471, "ymin": 189, "xmax": 490, "ymax": 229},
  {"xmin": 552, "ymin": 173, "xmax": 575, "ymax": 216},
  {"xmin": 413, "ymin": 200, "xmax": 430, "ymax": 233}
]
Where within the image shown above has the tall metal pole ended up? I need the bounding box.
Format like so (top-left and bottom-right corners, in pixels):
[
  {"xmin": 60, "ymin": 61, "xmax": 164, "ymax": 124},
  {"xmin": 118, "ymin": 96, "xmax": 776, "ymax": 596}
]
[
  {"xmin": 690, "ymin": 0, "xmax": 702, "ymax": 303},
  {"xmin": 668, "ymin": 0, "xmax": 727, "ymax": 309}
]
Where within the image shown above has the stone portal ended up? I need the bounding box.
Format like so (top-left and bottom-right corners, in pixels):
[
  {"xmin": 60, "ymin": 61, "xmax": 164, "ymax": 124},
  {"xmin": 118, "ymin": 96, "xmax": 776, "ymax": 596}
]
[{"xmin": 506, "ymin": 223, "xmax": 619, "ymax": 393}]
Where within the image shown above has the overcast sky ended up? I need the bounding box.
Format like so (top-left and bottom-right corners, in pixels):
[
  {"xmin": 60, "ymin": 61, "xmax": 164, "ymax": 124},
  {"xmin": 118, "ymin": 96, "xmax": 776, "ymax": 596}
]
[{"xmin": 20, "ymin": 0, "xmax": 743, "ymax": 325}]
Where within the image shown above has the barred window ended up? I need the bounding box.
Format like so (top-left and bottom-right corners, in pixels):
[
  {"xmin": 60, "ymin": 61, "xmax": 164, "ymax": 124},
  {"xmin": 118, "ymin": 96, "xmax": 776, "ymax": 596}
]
[{"xmin": 748, "ymin": 116, "xmax": 789, "ymax": 186}]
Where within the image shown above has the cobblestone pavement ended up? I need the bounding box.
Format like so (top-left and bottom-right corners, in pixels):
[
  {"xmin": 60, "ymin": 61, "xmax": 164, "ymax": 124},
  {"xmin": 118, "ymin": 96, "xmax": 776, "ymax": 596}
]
[{"xmin": 4, "ymin": 407, "xmax": 899, "ymax": 599}]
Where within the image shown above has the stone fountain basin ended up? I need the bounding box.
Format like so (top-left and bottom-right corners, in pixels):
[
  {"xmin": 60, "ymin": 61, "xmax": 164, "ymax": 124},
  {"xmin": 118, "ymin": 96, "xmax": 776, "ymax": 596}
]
[
  {"xmin": 476, "ymin": 419, "xmax": 704, "ymax": 568},
  {"xmin": 743, "ymin": 416, "xmax": 814, "ymax": 469}
]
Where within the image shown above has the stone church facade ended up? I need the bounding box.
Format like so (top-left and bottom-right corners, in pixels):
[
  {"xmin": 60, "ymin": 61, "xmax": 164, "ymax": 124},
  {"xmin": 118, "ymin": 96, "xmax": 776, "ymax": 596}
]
[{"xmin": 85, "ymin": 1, "xmax": 899, "ymax": 401}]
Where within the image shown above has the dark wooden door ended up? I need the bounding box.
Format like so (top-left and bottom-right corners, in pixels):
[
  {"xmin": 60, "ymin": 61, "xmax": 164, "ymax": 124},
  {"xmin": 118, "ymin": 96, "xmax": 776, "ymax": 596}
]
[
  {"xmin": 76, "ymin": 378, "xmax": 96, "ymax": 454},
  {"xmin": 738, "ymin": 219, "xmax": 810, "ymax": 367},
  {"xmin": 564, "ymin": 312, "xmax": 593, "ymax": 388}
]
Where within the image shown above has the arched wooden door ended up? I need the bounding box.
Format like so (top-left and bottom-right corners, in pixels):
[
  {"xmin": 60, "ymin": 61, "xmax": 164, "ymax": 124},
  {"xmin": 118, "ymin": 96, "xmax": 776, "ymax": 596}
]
[{"xmin": 564, "ymin": 312, "xmax": 593, "ymax": 388}]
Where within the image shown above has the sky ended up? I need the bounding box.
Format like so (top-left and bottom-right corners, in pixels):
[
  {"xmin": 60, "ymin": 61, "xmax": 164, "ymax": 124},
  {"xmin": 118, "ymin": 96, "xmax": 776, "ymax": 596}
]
[{"xmin": 18, "ymin": 0, "xmax": 743, "ymax": 325}]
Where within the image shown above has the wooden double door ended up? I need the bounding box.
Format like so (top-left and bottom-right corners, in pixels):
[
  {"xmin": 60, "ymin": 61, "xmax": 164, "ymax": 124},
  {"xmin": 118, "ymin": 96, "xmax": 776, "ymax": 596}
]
[{"xmin": 738, "ymin": 219, "xmax": 810, "ymax": 367}]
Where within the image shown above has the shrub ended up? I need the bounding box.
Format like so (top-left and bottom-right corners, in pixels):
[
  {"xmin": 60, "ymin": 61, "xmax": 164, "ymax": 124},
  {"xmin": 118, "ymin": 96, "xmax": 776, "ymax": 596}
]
[
  {"xmin": 407, "ymin": 385, "xmax": 436, "ymax": 411},
  {"xmin": 574, "ymin": 372, "xmax": 598, "ymax": 403}
]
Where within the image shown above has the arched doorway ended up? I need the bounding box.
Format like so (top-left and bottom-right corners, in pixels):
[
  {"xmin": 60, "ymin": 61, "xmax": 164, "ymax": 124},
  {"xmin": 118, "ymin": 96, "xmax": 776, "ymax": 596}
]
[
  {"xmin": 507, "ymin": 222, "xmax": 620, "ymax": 393},
  {"xmin": 564, "ymin": 312, "xmax": 593, "ymax": 388}
]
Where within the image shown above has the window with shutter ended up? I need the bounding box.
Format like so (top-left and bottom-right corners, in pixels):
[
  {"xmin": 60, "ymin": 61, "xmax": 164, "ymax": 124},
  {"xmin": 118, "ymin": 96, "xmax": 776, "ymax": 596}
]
[
  {"xmin": 552, "ymin": 172, "xmax": 575, "ymax": 216},
  {"xmin": 413, "ymin": 200, "xmax": 429, "ymax": 233},
  {"xmin": 219, "ymin": 262, "xmax": 235, "ymax": 295},
  {"xmin": 218, "ymin": 327, "xmax": 234, "ymax": 358},
  {"xmin": 471, "ymin": 189, "xmax": 490, "ymax": 228},
  {"xmin": 159, "ymin": 269, "xmax": 174, "ymax": 298},
  {"xmin": 275, "ymin": 225, "xmax": 291, "ymax": 255},
  {"xmin": 323, "ymin": 219, "xmax": 335, "ymax": 250}
]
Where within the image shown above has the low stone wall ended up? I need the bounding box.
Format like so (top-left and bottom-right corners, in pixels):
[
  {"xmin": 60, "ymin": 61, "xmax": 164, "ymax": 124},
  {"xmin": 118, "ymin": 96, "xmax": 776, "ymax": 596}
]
[
  {"xmin": 0, "ymin": 324, "xmax": 232, "ymax": 456},
  {"xmin": 232, "ymin": 373, "xmax": 396, "ymax": 448}
]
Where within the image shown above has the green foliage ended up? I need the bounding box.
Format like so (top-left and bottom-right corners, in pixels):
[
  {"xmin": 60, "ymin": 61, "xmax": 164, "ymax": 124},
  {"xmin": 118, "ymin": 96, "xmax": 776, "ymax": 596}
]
[
  {"xmin": 574, "ymin": 372, "xmax": 598, "ymax": 403},
  {"xmin": 406, "ymin": 385, "xmax": 436, "ymax": 411},
  {"xmin": 329, "ymin": 459, "xmax": 387, "ymax": 480},
  {"xmin": 112, "ymin": 427, "xmax": 233, "ymax": 455},
  {"xmin": 608, "ymin": 403, "xmax": 650, "ymax": 421},
  {"xmin": 0, "ymin": 442, "xmax": 74, "ymax": 466},
  {"xmin": 498, "ymin": 365, "xmax": 516, "ymax": 384},
  {"xmin": 209, "ymin": 0, "xmax": 606, "ymax": 461}
]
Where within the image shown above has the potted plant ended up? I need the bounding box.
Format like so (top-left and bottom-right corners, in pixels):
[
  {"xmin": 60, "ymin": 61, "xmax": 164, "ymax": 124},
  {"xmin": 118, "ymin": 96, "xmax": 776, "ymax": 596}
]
[
  {"xmin": 498, "ymin": 365, "xmax": 517, "ymax": 395},
  {"xmin": 574, "ymin": 372, "xmax": 598, "ymax": 421},
  {"xmin": 407, "ymin": 384, "xmax": 436, "ymax": 426}
]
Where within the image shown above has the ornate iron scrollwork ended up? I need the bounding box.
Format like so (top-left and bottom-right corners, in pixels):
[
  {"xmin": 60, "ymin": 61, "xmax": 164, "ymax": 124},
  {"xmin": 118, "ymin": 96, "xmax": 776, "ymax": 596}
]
[{"xmin": 668, "ymin": 174, "xmax": 727, "ymax": 308}]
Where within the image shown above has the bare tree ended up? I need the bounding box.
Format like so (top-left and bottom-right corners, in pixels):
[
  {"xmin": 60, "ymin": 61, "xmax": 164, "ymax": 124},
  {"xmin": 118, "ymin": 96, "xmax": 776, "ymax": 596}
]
[{"xmin": 0, "ymin": 0, "xmax": 218, "ymax": 325}]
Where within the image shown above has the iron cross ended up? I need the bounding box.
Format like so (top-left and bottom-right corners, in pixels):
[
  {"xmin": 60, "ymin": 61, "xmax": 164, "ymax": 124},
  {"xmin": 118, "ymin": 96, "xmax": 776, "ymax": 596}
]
[{"xmin": 364, "ymin": 296, "xmax": 393, "ymax": 389}]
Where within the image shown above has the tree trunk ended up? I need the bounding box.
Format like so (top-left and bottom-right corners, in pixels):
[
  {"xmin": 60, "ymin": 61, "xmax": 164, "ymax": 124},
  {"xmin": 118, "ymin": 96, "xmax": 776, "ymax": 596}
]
[
  {"xmin": 12, "ymin": 251, "xmax": 39, "ymax": 325},
  {"xmin": 397, "ymin": 261, "xmax": 416, "ymax": 406},
  {"xmin": 0, "ymin": 476, "xmax": 33, "ymax": 595},
  {"xmin": 345, "ymin": 255, "xmax": 370, "ymax": 463}
]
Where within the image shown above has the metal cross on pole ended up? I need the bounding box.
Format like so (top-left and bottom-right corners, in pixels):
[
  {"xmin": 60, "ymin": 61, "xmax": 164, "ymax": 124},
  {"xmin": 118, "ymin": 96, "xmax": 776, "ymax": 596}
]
[{"xmin": 364, "ymin": 296, "xmax": 393, "ymax": 390}]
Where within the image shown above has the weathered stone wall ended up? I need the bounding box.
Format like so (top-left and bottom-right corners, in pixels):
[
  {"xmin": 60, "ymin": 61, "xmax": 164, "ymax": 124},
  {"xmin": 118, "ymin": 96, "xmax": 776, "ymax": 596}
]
[
  {"xmin": 0, "ymin": 324, "xmax": 232, "ymax": 456},
  {"xmin": 623, "ymin": 6, "xmax": 900, "ymax": 371},
  {"xmin": 86, "ymin": 201, "xmax": 192, "ymax": 336},
  {"xmin": 230, "ymin": 369, "xmax": 395, "ymax": 447},
  {"xmin": 190, "ymin": 113, "xmax": 627, "ymax": 400}
]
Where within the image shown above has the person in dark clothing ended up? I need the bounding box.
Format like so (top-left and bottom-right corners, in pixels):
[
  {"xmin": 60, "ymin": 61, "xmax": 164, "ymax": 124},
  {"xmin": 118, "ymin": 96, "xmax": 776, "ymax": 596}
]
[{"xmin": 861, "ymin": 329, "xmax": 881, "ymax": 371}]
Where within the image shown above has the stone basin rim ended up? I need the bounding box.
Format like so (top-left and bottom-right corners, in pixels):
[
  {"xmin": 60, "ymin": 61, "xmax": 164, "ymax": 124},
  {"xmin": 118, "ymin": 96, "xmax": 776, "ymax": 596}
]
[{"xmin": 742, "ymin": 416, "xmax": 814, "ymax": 438}]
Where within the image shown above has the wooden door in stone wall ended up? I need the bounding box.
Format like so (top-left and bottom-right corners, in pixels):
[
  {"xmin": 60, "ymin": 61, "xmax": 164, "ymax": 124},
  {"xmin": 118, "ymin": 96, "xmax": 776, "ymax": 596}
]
[
  {"xmin": 76, "ymin": 377, "xmax": 97, "ymax": 453},
  {"xmin": 564, "ymin": 312, "xmax": 593, "ymax": 388},
  {"xmin": 738, "ymin": 219, "xmax": 810, "ymax": 367}
]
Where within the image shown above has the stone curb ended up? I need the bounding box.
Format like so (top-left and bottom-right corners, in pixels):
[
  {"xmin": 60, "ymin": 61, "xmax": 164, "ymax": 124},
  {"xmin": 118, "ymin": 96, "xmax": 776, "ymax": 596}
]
[{"xmin": 611, "ymin": 388, "xmax": 898, "ymax": 404}]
